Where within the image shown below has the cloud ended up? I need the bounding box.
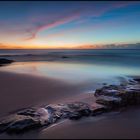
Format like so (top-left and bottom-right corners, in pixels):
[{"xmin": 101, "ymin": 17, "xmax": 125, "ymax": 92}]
[
  {"xmin": 77, "ymin": 43, "xmax": 140, "ymax": 49},
  {"xmin": 24, "ymin": 9, "xmax": 82, "ymax": 41},
  {"xmin": 24, "ymin": 1, "xmax": 138, "ymax": 41},
  {"xmin": 0, "ymin": 42, "xmax": 140, "ymax": 49},
  {"xmin": 0, "ymin": 43, "xmax": 9, "ymax": 49},
  {"xmin": 23, "ymin": 15, "xmax": 93, "ymax": 41},
  {"xmin": 0, "ymin": 1, "xmax": 139, "ymax": 43}
]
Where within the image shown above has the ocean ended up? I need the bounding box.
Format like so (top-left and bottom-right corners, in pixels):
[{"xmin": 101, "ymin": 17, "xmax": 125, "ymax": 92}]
[{"xmin": 0, "ymin": 49, "xmax": 140, "ymax": 87}]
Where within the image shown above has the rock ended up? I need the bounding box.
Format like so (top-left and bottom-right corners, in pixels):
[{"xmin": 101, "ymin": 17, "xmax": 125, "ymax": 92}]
[
  {"xmin": 0, "ymin": 58, "xmax": 14, "ymax": 66},
  {"xmin": 0, "ymin": 115, "xmax": 19, "ymax": 133},
  {"xmin": 17, "ymin": 108, "xmax": 38, "ymax": 117},
  {"xmin": 0, "ymin": 120, "xmax": 12, "ymax": 133},
  {"xmin": 43, "ymin": 102, "xmax": 91, "ymax": 120},
  {"xmin": 96, "ymin": 96, "xmax": 122, "ymax": 108},
  {"xmin": 0, "ymin": 102, "xmax": 91, "ymax": 133},
  {"xmin": 0, "ymin": 115, "xmax": 41, "ymax": 134},
  {"xmin": 128, "ymin": 79, "xmax": 137, "ymax": 85},
  {"xmin": 7, "ymin": 118, "xmax": 41, "ymax": 134},
  {"xmin": 1, "ymin": 81, "xmax": 140, "ymax": 135},
  {"xmin": 125, "ymin": 84, "xmax": 140, "ymax": 92},
  {"xmin": 133, "ymin": 78, "xmax": 140, "ymax": 83},
  {"xmin": 94, "ymin": 85, "xmax": 123, "ymax": 97},
  {"xmin": 37, "ymin": 108, "xmax": 50, "ymax": 125},
  {"xmin": 61, "ymin": 56, "xmax": 68, "ymax": 59},
  {"xmin": 119, "ymin": 88, "xmax": 140, "ymax": 105},
  {"xmin": 103, "ymin": 83, "xmax": 107, "ymax": 85},
  {"xmin": 67, "ymin": 102, "xmax": 91, "ymax": 117},
  {"xmin": 94, "ymin": 81, "xmax": 140, "ymax": 108},
  {"xmin": 45, "ymin": 104, "xmax": 66, "ymax": 123},
  {"xmin": 95, "ymin": 88, "xmax": 122, "ymax": 97},
  {"xmin": 90, "ymin": 103, "xmax": 109, "ymax": 116},
  {"xmin": 60, "ymin": 102, "xmax": 91, "ymax": 120},
  {"xmin": 68, "ymin": 112, "xmax": 82, "ymax": 120}
]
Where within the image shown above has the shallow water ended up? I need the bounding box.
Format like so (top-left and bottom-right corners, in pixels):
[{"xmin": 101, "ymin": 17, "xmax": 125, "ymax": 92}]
[
  {"xmin": 0, "ymin": 61, "xmax": 136, "ymax": 84},
  {"xmin": 1, "ymin": 49, "xmax": 140, "ymax": 91}
]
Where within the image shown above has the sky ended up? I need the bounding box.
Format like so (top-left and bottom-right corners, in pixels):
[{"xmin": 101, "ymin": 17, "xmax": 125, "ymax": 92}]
[{"xmin": 0, "ymin": 1, "xmax": 140, "ymax": 49}]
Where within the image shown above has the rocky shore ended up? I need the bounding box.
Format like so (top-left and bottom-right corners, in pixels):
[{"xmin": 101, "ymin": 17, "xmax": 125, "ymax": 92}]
[
  {"xmin": 0, "ymin": 58, "xmax": 14, "ymax": 66},
  {"xmin": 0, "ymin": 78, "xmax": 140, "ymax": 134}
]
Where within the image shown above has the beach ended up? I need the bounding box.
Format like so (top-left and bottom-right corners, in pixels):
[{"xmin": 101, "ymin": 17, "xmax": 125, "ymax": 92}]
[
  {"xmin": 38, "ymin": 106, "xmax": 140, "ymax": 139},
  {"xmin": 0, "ymin": 71, "xmax": 93, "ymax": 118},
  {"xmin": 0, "ymin": 1, "xmax": 140, "ymax": 138},
  {"xmin": 1, "ymin": 71, "xmax": 140, "ymax": 139},
  {"xmin": 0, "ymin": 69, "xmax": 98, "ymax": 139},
  {"xmin": 0, "ymin": 49, "xmax": 140, "ymax": 139}
]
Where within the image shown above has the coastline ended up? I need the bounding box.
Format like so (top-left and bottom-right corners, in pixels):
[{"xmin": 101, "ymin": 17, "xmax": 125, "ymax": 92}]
[
  {"xmin": 0, "ymin": 71, "xmax": 92, "ymax": 118},
  {"xmin": 1, "ymin": 106, "xmax": 140, "ymax": 139},
  {"xmin": 0, "ymin": 60, "xmax": 140, "ymax": 139},
  {"xmin": 0, "ymin": 0, "xmax": 140, "ymax": 138},
  {"xmin": 39, "ymin": 105, "xmax": 140, "ymax": 139}
]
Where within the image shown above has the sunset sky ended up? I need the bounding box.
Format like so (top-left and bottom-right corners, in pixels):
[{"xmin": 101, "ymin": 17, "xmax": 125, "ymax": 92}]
[{"xmin": 0, "ymin": 1, "xmax": 140, "ymax": 49}]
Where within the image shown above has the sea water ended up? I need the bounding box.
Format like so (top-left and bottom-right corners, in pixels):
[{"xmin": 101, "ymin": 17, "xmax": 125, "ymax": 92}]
[{"xmin": 0, "ymin": 49, "xmax": 140, "ymax": 85}]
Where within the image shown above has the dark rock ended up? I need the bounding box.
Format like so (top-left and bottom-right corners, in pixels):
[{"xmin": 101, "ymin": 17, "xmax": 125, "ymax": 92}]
[
  {"xmin": 44, "ymin": 102, "xmax": 91, "ymax": 120},
  {"xmin": 95, "ymin": 87, "xmax": 122, "ymax": 97},
  {"xmin": 17, "ymin": 108, "xmax": 37, "ymax": 117},
  {"xmin": 0, "ymin": 115, "xmax": 18, "ymax": 133},
  {"xmin": 0, "ymin": 121, "xmax": 12, "ymax": 133},
  {"xmin": 133, "ymin": 78, "xmax": 140, "ymax": 83},
  {"xmin": 128, "ymin": 79, "xmax": 137, "ymax": 84},
  {"xmin": 63, "ymin": 102, "xmax": 91, "ymax": 120},
  {"xmin": 119, "ymin": 89, "xmax": 140, "ymax": 106},
  {"xmin": 67, "ymin": 102, "xmax": 91, "ymax": 116},
  {"xmin": 78, "ymin": 108, "xmax": 91, "ymax": 116},
  {"xmin": 68, "ymin": 112, "xmax": 82, "ymax": 120},
  {"xmin": 0, "ymin": 58, "xmax": 14, "ymax": 66},
  {"xmin": 103, "ymin": 83, "xmax": 107, "ymax": 85},
  {"xmin": 96, "ymin": 96, "xmax": 122, "ymax": 108},
  {"xmin": 95, "ymin": 85, "xmax": 118, "ymax": 96},
  {"xmin": 95, "ymin": 81, "xmax": 140, "ymax": 108},
  {"xmin": 7, "ymin": 118, "xmax": 41, "ymax": 134},
  {"xmin": 0, "ymin": 115, "xmax": 41, "ymax": 134},
  {"xmin": 45, "ymin": 104, "xmax": 66, "ymax": 123},
  {"xmin": 61, "ymin": 56, "xmax": 68, "ymax": 59},
  {"xmin": 0, "ymin": 102, "xmax": 91, "ymax": 134},
  {"xmin": 90, "ymin": 103, "xmax": 110, "ymax": 116}
]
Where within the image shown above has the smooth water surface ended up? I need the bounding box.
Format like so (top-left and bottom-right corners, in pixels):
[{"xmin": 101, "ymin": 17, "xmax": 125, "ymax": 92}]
[{"xmin": 0, "ymin": 49, "xmax": 140, "ymax": 85}]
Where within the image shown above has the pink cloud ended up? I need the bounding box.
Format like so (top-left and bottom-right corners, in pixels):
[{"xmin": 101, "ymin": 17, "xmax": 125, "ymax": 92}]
[
  {"xmin": 25, "ymin": 10, "xmax": 81, "ymax": 41},
  {"xmin": 24, "ymin": 1, "xmax": 140, "ymax": 41}
]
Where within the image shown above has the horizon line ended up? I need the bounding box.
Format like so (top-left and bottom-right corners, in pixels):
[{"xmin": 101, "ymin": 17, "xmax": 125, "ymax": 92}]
[{"xmin": 0, "ymin": 48, "xmax": 140, "ymax": 50}]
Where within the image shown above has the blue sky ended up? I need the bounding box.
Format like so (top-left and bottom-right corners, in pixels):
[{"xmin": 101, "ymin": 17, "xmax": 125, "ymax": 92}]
[{"xmin": 0, "ymin": 1, "xmax": 140, "ymax": 49}]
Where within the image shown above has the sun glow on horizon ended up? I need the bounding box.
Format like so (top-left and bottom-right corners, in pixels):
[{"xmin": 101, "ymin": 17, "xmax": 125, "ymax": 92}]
[{"xmin": 0, "ymin": 1, "xmax": 140, "ymax": 49}]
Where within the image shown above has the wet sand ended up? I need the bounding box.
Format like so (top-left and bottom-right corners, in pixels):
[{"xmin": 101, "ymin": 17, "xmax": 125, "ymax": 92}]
[
  {"xmin": 39, "ymin": 106, "xmax": 140, "ymax": 139},
  {"xmin": 1, "ymin": 71, "xmax": 140, "ymax": 139},
  {"xmin": 1, "ymin": 106, "xmax": 140, "ymax": 139},
  {"xmin": 0, "ymin": 71, "xmax": 93, "ymax": 118}
]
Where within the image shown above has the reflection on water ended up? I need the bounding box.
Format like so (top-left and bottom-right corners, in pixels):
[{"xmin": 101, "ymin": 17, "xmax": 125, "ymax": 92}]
[
  {"xmin": 1, "ymin": 49, "xmax": 140, "ymax": 84},
  {"xmin": 0, "ymin": 59, "xmax": 140, "ymax": 84}
]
